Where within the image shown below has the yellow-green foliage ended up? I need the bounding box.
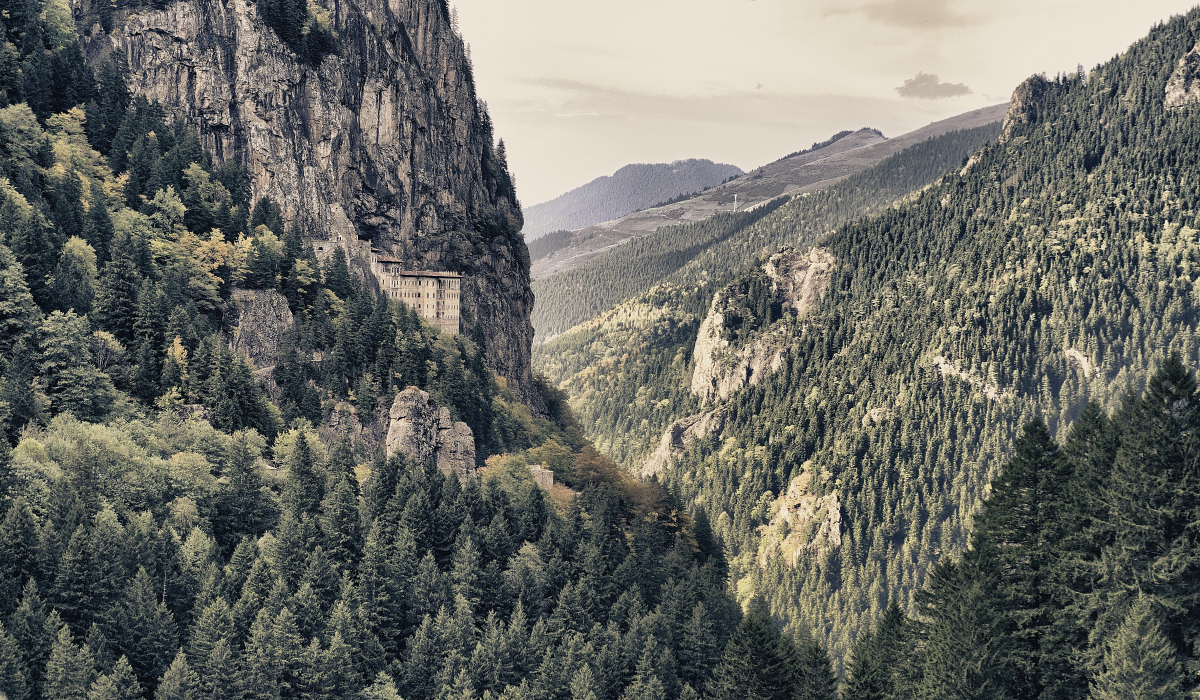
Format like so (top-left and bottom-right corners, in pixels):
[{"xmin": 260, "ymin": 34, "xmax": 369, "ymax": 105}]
[{"xmin": 11, "ymin": 413, "xmax": 234, "ymax": 514}]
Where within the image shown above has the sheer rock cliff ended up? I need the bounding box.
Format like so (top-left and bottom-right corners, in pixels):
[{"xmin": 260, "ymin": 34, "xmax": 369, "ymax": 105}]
[{"xmin": 78, "ymin": 0, "xmax": 540, "ymax": 407}]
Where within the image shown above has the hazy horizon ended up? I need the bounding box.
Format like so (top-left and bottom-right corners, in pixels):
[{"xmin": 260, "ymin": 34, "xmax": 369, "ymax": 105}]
[{"xmin": 454, "ymin": 0, "xmax": 1194, "ymax": 206}]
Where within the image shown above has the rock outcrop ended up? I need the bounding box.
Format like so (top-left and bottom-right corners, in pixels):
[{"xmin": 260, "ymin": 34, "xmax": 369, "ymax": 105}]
[
  {"xmin": 227, "ymin": 288, "xmax": 294, "ymax": 371},
  {"xmin": 1166, "ymin": 42, "xmax": 1200, "ymax": 108},
  {"xmin": 80, "ymin": 0, "xmax": 540, "ymax": 407},
  {"xmin": 1000, "ymin": 74, "xmax": 1051, "ymax": 143},
  {"xmin": 932, "ymin": 355, "xmax": 1011, "ymax": 403},
  {"xmin": 640, "ymin": 407, "xmax": 727, "ymax": 478},
  {"xmin": 691, "ymin": 248, "xmax": 832, "ymax": 405},
  {"xmin": 758, "ymin": 466, "xmax": 842, "ymax": 567},
  {"xmin": 385, "ymin": 387, "xmax": 476, "ymax": 482}
]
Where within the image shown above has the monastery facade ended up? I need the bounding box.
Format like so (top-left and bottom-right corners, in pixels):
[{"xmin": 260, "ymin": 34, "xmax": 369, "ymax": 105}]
[{"xmin": 371, "ymin": 253, "xmax": 462, "ymax": 335}]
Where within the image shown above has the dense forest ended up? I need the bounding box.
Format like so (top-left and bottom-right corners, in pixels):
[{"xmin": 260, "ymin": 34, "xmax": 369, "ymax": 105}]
[
  {"xmin": 4, "ymin": 0, "xmax": 1200, "ymax": 697},
  {"xmin": 536, "ymin": 8, "xmax": 1200, "ymax": 677},
  {"xmin": 522, "ymin": 160, "xmax": 743, "ymax": 240},
  {"xmin": 531, "ymin": 123, "xmax": 1001, "ymax": 342},
  {"xmin": 0, "ymin": 4, "xmax": 848, "ymax": 700},
  {"xmin": 843, "ymin": 360, "xmax": 1200, "ymax": 700}
]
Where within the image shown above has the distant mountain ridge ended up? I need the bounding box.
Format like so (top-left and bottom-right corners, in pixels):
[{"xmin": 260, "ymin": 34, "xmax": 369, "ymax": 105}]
[
  {"xmin": 522, "ymin": 159, "xmax": 744, "ymax": 239},
  {"xmin": 530, "ymin": 105, "xmax": 1008, "ymax": 280}
]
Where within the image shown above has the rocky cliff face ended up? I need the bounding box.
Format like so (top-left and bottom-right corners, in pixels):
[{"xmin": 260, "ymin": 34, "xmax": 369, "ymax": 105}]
[
  {"xmin": 227, "ymin": 288, "xmax": 294, "ymax": 370},
  {"xmin": 1000, "ymin": 74, "xmax": 1051, "ymax": 143},
  {"xmin": 1166, "ymin": 42, "xmax": 1200, "ymax": 108},
  {"xmin": 690, "ymin": 248, "xmax": 833, "ymax": 405},
  {"xmin": 639, "ymin": 407, "xmax": 727, "ymax": 478},
  {"xmin": 385, "ymin": 387, "xmax": 475, "ymax": 482},
  {"xmin": 78, "ymin": 0, "xmax": 540, "ymax": 407}
]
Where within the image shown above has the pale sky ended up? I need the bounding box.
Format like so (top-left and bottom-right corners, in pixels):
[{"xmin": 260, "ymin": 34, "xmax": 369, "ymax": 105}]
[{"xmin": 453, "ymin": 0, "xmax": 1195, "ymax": 205}]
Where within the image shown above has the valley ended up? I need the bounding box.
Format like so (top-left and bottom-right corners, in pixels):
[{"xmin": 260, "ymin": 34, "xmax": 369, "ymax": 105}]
[{"xmin": 0, "ymin": 0, "xmax": 1197, "ymax": 697}]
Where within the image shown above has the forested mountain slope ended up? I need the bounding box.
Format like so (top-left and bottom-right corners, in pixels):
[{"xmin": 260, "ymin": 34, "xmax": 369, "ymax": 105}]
[
  {"xmin": 0, "ymin": 3, "xmax": 855, "ymax": 700},
  {"xmin": 530, "ymin": 104, "xmax": 1006, "ymax": 282},
  {"xmin": 522, "ymin": 160, "xmax": 743, "ymax": 240},
  {"xmin": 537, "ymin": 9, "xmax": 1200, "ymax": 670},
  {"xmin": 531, "ymin": 122, "xmax": 1001, "ymax": 343}
]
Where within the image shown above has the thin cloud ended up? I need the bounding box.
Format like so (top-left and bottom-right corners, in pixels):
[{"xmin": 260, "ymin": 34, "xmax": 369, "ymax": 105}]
[
  {"xmin": 895, "ymin": 72, "xmax": 972, "ymax": 99},
  {"xmin": 825, "ymin": 0, "xmax": 977, "ymax": 30}
]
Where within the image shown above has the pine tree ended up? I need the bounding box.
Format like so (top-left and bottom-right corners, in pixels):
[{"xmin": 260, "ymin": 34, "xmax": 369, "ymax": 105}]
[
  {"xmin": 305, "ymin": 631, "xmax": 359, "ymax": 700},
  {"xmin": 9, "ymin": 582, "xmax": 52, "ymax": 696},
  {"xmin": 43, "ymin": 624, "xmax": 95, "ymax": 700},
  {"xmin": 0, "ymin": 621, "xmax": 29, "ymax": 700},
  {"xmin": 399, "ymin": 614, "xmax": 441, "ymax": 700},
  {"xmin": 110, "ymin": 567, "xmax": 178, "ymax": 692},
  {"xmin": 38, "ymin": 311, "xmax": 116, "ymax": 420},
  {"xmin": 156, "ymin": 651, "xmax": 199, "ymax": 700},
  {"xmin": 1097, "ymin": 355, "xmax": 1200, "ymax": 654},
  {"xmin": 320, "ymin": 474, "xmax": 362, "ymax": 569},
  {"xmin": 130, "ymin": 279, "xmax": 166, "ymax": 400},
  {"xmin": 676, "ymin": 602, "xmax": 718, "ymax": 691},
  {"xmin": 84, "ymin": 56, "xmax": 130, "ymax": 155},
  {"xmin": 451, "ymin": 534, "xmax": 483, "ymax": 612},
  {"xmin": 52, "ymin": 525, "xmax": 95, "ymax": 632},
  {"xmin": 198, "ymin": 638, "xmax": 237, "ymax": 700},
  {"xmin": 237, "ymin": 611, "xmax": 281, "ymax": 700},
  {"xmin": 82, "ymin": 182, "xmax": 114, "ymax": 262},
  {"xmin": 322, "ymin": 247, "xmax": 354, "ymax": 301},
  {"xmin": 358, "ymin": 522, "xmax": 402, "ymax": 652},
  {"xmin": 187, "ymin": 597, "xmax": 233, "ymax": 678},
  {"xmin": 791, "ymin": 634, "xmax": 837, "ymax": 700},
  {"xmin": 50, "ymin": 236, "xmax": 97, "ymax": 314},
  {"xmin": 968, "ymin": 418, "xmax": 1065, "ymax": 699},
  {"xmin": 270, "ymin": 608, "xmax": 306, "ymax": 700},
  {"xmin": 211, "ymin": 430, "xmax": 278, "ymax": 549},
  {"xmin": 570, "ymin": 665, "xmax": 599, "ymax": 700},
  {"xmin": 281, "ymin": 431, "xmax": 322, "ymax": 517},
  {"xmin": 0, "ymin": 243, "xmax": 40, "ymax": 356},
  {"xmin": 363, "ymin": 672, "xmax": 405, "ymax": 700},
  {"xmin": 625, "ymin": 636, "xmax": 677, "ymax": 700},
  {"xmin": 6, "ymin": 210, "xmax": 56, "ymax": 309},
  {"xmin": 87, "ymin": 655, "xmax": 142, "ymax": 700},
  {"xmin": 1090, "ymin": 596, "xmax": 1185, "ymax": 700},
  {"xmin": 92, "ymin": 231, "xmax": 141, "ymax": 343},
  {"xmin": 0, "ymin": 498, "xmax": 39, "ymax": 616},
  {"xmin": 0, "ymin": 338, "xmax": 44, "ymax": 443},
  {"xmin": 708, "ymin": 599, "xmax": 794, "ymax": 700},
  {"xmin": 913, "ymin": 558, "xmax": 1006, "ymax": 700}
]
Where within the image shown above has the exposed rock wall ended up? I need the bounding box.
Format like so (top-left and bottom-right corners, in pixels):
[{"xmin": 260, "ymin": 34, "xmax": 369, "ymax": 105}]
[
  {"xmin": 1166, "ymin": 42, "xmax": 1200, "ymax": 108},
  {"xmin": 385, "ymin": 387, "xmax": 476, "ymax": 482},
  {"xmin": 226, "ymin": 288, "xmax": 294, "ymax": 371},
  {"xmin": 931, "ymin": 355, "xmax": 1011, "ymax": 403},
  {"xmin": 758, "ymin": 466, "xmax": 842, "ymax": 567},
  {"xmin": 1000, "ymin": 74, "xmax": 1051, "ymax": 143},
  {"xmin": 691, "ymin": 248, "xmax": 832, "ymax": 405},
  {"xmin": 640, "ymin": 407, "xmax": 727, "ymax": 478},
  {"xmin": 528, "ymin": 465, "xmax": 554, "ymax": 490},
  {"xmin": 79, "ymin": 0, "xmax": 540, "ymax": 407}
]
